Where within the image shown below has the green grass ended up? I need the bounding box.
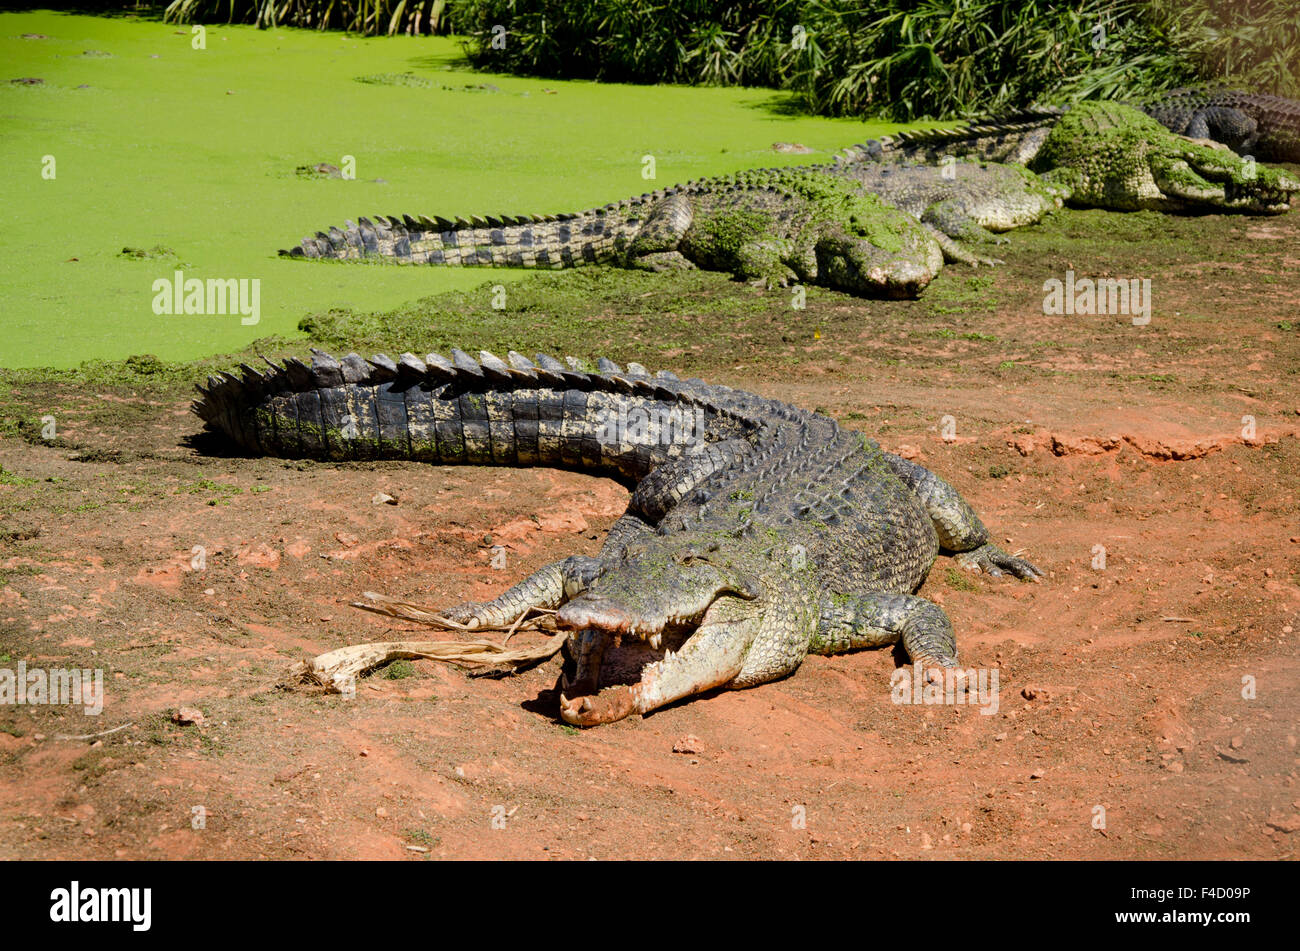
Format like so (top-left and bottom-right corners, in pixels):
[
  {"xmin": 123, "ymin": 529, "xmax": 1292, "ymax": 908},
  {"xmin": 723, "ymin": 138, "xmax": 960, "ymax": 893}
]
[
  {"xmin": 0, "ymin": 11, "xmax": 911, "ymax": 370},
  {"xmin": 0, "ymin": 466, "xmax": 38, "ymax": 487},
  {"xmin": 944, "ymin": 566, "xmax": 977, "ymax": 591},
  {"xmin": 383, "ymin": 659, "xmax": 417, "ymax": 679}
]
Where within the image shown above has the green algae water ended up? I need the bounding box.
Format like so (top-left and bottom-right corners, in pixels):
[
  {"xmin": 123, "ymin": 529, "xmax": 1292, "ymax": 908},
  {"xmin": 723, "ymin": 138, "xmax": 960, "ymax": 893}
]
[{"xmin": 0, "ymin": 11, "xmax": 909, "ymax": 369}]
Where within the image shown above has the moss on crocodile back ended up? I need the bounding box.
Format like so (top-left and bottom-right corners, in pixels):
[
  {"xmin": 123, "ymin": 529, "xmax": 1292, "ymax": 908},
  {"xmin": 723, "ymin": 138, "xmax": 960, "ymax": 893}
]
[
  {"xmin": 683, "ymin": 207, "xmax": 779, "ymax": 264},
  {"xmin": 733, "ymin": 168, "xmax": 913, "ymax": 254}
]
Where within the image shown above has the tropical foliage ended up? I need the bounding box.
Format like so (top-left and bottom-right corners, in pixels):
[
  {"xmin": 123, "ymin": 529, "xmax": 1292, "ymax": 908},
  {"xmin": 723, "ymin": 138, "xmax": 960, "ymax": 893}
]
[
  {"xmin": 156, "ymin": 0, "xmax": 1300, "ymax": 116},
  {"xmin": 162, "ymin": 0, "xmax": 457, "ymax": 35}
]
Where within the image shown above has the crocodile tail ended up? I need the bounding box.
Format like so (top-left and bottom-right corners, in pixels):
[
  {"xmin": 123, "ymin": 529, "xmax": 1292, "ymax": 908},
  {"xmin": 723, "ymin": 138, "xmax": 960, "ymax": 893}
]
[
  {"xmin": 191, "ymin": 349, "xmax": 760, "ymax": 486},
  {"xmin": 279, "ymin": 205, "xmax": 644, "ymax": 268},
  {"xmin": 838, "ymin": 107, "xmax": 1066, "ymax": 165}
]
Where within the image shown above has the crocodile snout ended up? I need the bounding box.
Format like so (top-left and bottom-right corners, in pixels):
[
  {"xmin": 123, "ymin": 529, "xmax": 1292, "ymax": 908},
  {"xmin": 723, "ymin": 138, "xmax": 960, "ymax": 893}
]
[{"xmin": 557, "ymin": 596, "xmax": 650, "ymax": 636}]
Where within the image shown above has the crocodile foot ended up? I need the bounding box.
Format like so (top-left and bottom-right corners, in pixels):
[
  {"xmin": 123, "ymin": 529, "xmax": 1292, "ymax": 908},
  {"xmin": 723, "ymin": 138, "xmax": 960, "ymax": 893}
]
[
  {"xmin": 955, "ymin": 543, "xmax": 1043, "ymax": 580},
  {"xmin": 440, "ymin": 601, "xmax": 488, "ymax": 627}
]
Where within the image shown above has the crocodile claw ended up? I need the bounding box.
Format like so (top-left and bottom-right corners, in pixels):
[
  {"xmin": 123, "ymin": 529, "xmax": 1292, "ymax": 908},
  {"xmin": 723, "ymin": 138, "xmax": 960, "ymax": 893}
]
[
  {"xmin": 955, "ymin": 543, "xmax": 1043, "ymax": 581},
  {"xmin": 440, "ymin": 601, "xmax": 487, "ymax": 628}
]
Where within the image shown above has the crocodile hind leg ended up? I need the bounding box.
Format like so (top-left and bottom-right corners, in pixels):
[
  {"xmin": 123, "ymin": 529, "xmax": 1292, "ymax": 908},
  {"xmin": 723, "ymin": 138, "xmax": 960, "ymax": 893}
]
[
  {"xmin": 812, "ymin": 592, "xmax": 957, "ymax": 673},
  {"xmin": 1185, "ymin": 106, "xmax": 1258, "ymax": 154},
  {"xmin": 625, "ymin": 192, "xmax": 694, "ymax": 270},
  {"xmin": 879, "ymin": 452, "xmax": 1043, "ymax": 580},
  {"xmin": 631, "ymin": 250, "xmax": 697, "ymax": 272}
]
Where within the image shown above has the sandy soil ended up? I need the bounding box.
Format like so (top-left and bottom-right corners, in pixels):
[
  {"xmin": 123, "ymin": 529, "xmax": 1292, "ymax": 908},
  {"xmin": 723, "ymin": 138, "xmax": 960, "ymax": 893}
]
[{"xmin": 1, "ymin": 210, "xmax": 1299, "ymax": 860}]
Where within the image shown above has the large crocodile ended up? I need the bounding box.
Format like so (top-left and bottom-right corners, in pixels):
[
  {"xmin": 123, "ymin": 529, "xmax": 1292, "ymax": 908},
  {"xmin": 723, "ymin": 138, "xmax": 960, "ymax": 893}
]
[
  {"xmin": 283, "ymin": 166, "xmax": 946, "ymax": 298},
  {"xmin": 193, "ymin": 349, "xmax": 1041, "ymax": 726},
  {"xmin": 849, "ymin": 100, "xmax": 1298, "ymax": 214}
]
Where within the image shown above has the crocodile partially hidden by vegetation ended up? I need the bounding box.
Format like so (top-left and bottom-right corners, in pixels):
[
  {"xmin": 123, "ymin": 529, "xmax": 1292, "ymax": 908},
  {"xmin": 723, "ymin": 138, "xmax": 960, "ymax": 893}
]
[
  {"xmin": 1138, "ymin": 88, "xmax": 1300, "ymax": 163},
  {"xmin": 851, "ymin": 100, "xmax": 1298, "ymax": 214},
  {"xmin": 193, "ymin": 349, "xmax": 1041, "ymax": 726}
]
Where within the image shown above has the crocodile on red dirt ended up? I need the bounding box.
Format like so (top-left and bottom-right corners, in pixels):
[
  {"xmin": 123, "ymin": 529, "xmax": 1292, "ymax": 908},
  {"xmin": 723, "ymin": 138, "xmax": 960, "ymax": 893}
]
[{"xmin": 192, "ymin": 349, "xmax": 1042, "ymax": 726}]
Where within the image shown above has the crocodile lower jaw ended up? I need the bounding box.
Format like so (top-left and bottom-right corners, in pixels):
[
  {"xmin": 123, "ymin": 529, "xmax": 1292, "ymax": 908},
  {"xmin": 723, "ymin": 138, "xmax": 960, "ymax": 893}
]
[{"xmin": 556, "ymin": 626, "xmax": 690, "ymax": 726}]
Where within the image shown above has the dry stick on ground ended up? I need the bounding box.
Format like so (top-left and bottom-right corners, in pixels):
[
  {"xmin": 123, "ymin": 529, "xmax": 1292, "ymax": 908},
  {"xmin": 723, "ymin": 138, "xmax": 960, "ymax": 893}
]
[
  {"xmin": 285, "ymin": 593, "xmax": 565, "ymax": 691},
  {"xmin": 53, "ymin": 722, "xmax": 134, "ymax": 742}
]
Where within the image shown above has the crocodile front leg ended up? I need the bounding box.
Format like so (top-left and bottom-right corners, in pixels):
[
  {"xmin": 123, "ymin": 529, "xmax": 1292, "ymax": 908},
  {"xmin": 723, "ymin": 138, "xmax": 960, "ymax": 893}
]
[
  {"xmin": 441, "ymin": 554, "xmax": 602, "ymax": 628},
  {"xmin": 444, "ymin": 514, "xmax": 652, "ymax": 628},
  {"xmin": 924, "ymin": 225, "xmax": 1004, "ymax": 267},
  {"xmin": 920, "ymin": 204, "xmax": 1006, "ymax": 267},
  {"xmin": 811, "ymin": 592, "xmax": 957, "ymax": 670}
]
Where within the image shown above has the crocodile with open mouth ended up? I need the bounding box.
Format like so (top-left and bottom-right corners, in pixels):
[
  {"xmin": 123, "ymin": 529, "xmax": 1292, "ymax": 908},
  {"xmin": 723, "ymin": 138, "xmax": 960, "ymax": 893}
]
[{"xmin": 192, "ymin": 348, "xmax": 1041, "ymax": 726}]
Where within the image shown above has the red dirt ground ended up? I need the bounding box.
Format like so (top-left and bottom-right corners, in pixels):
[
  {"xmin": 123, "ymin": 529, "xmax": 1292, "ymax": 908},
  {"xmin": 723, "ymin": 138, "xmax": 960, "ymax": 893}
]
[{"xmin": 1, "ymin": 210, "xmax": 1298, "ymax": 860}]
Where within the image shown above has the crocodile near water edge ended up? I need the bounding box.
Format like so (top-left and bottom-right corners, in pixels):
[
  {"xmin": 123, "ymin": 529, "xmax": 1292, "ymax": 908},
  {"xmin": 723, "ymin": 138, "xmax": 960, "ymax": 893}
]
[
  {"xmin": 283, "ymin": 166, "xmax": 948, "ymax": 298},
  {"xmin": 282, "ymin": 102, "xmax": 1293, "ymax": 297},
  {"xmin": 850, "ymin": 101, "xmax": 1299, "ymax": 214}
]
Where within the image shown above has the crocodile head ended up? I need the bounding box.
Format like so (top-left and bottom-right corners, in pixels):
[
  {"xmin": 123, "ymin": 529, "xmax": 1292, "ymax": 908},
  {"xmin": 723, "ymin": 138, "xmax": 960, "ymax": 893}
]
[
  {"xmin": 1151, "ymin": 142, "xmax": 1299, "ymax": 213},
  {"xmin": 554, "ymin": 532, "xmax": 813, "ymax": 726},
  {"xmin": 815, "ymin": 221, "xmax": 945, "ymax": 299},
  {"xmin": 1033, "ymin": 101, "xmax": 1299, "ymax": 214}
]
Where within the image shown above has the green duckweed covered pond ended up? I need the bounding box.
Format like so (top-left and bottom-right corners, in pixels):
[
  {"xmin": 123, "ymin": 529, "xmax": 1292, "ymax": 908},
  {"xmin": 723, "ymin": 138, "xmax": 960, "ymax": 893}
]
[{"xmin": 0, "ymin": 11, "xmax": 913, "ymax": 369}]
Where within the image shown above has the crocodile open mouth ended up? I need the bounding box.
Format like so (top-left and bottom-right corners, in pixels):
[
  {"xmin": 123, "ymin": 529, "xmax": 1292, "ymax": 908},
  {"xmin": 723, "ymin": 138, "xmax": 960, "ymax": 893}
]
[
  {"xmin": 553, "ymin": 590, "xmax": 740, "ymax": 726},
  {"xmin": 547, "ymin": 538, "xmax": 766, "ymax": 725}
]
